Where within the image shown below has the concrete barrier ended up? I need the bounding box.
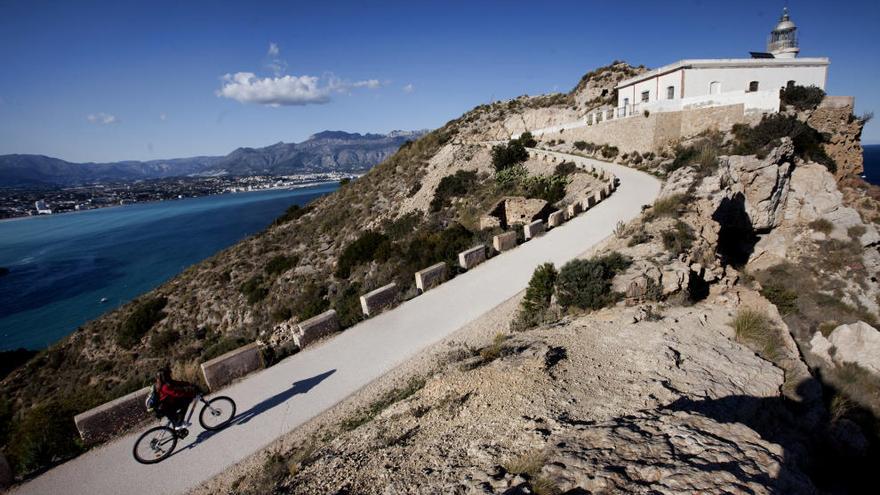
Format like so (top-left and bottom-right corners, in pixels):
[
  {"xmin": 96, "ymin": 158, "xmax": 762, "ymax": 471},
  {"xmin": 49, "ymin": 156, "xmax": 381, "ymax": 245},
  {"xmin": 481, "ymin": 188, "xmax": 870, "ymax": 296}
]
[
  {"xmin": 201, "ymin": 342, "xmax": 265, "ymax": 391},
  {"xmin": 360, "ymin": 282, "xmax": 398, "ymax": 316},
  {"xmin": 548, "ymin": 210, "xmax": 565, "ymax": 228},
  {"xmin": 294, "ymin": 309, "xmax": 339, "ymax": 348},
  {"xmin": 415, "ymin": 262, "xmax": 447, "ymax": 292},
  {"xmin": 596, "ymin": 189, "xmax": 605, "ymax": 202},
  {"xmin": 566, "ymin": 202, "xmax": 583, "ymax": 219},
  {"xmin": 459, "ymin": 245, "xmax": 487, "ymax": 269},
  {"xmin": 524, "ymin": 219, "xmax": 545, "ymax": 240},
  {"xmin": 492, "ymin": 232, "xmax": 517, "ymax": 252},
  {"xmin": 74, "ymin": 386, "xmax": 151, "ymax": 444}
]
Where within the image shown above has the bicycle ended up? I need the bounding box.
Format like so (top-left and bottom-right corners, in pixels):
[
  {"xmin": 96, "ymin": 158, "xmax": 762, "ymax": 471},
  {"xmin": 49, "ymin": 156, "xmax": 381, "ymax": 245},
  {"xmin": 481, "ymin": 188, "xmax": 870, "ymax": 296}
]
[{"xmin": 132, "ymin": 394, "xmax": 236, "ymax": 464}]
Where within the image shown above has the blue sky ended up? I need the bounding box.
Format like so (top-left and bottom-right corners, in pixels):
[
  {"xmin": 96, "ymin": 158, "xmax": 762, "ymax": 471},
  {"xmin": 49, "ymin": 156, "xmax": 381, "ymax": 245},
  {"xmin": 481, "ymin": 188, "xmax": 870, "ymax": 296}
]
[{"xmin": 0, "ymin": 0, "xmax": 878, "ymax": 163}]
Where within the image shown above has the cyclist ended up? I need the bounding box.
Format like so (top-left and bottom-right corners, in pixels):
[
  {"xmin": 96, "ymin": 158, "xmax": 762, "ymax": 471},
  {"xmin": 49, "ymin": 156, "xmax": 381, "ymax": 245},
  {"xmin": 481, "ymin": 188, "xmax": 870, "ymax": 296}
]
[{"xmin": 149, "ymin": 366, "xmax": 200, "ymax": 433}]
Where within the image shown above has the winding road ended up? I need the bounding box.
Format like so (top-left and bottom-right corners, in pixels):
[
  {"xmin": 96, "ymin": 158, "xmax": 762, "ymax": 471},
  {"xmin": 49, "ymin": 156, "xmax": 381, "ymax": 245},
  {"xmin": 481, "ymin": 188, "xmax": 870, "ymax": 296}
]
[{"xmin": 13, "ymin": 151, "xmax": 661, "ymax": 495}]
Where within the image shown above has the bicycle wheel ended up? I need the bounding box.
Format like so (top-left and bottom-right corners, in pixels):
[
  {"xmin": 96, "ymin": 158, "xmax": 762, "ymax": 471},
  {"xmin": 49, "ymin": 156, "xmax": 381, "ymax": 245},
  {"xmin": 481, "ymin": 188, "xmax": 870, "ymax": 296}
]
[
  {"xmin": 133, "ymin": 426, "xmax": 178, "ymax": 464},
  {"xmin": 199, "ymin": 396, "xmax": 236, "ymax": 430}
]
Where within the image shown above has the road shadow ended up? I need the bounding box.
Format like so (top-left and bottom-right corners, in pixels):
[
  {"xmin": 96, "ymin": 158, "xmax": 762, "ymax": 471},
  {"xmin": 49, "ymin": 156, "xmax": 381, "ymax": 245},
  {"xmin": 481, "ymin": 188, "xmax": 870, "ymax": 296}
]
[
  {"xmin": 174, "ymin": 369, "xmax": 336, "ymax": 455},
  {"xmin": 232, "ymin": 369, "xmax": 336, "ymax": 425}
]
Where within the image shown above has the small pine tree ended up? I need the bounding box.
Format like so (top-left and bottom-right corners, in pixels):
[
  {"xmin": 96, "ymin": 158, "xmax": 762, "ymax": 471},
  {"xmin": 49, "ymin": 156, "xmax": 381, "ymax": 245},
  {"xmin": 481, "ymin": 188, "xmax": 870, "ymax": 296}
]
[{"xmin": 521, "ymin": 263, "xmax": 557, "ymax": 315}]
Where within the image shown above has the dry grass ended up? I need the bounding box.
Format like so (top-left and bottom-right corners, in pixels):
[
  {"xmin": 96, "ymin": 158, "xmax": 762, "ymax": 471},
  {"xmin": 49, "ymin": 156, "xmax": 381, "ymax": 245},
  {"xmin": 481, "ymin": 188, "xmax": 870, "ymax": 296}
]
[
  {"xmin": 730, "ymin": 308, "xmax": 784, "ymax": 363},
  {"xmin": 644, "ymin": 194, "xmax": 686, "ymax": 221},
  {"xmin": 504, "ymin": 449, "xmax": 548, "ymax": 478},
  {"xmin": 808, "ymin": 218, "xmax": 834, "ymax": 234},
  {"xmin": 479, "ymin": 333, "xmax": 508, "ymax": 363}
]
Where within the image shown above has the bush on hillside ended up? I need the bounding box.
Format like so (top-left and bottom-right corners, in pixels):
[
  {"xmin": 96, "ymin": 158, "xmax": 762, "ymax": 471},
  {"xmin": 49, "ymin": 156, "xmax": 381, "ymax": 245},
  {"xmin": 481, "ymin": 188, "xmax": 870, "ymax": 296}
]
[
  {"xmin": 404, "ymin": 223, "xmax": 474, "ymax": 269},
  {"xmin": 430, "ymin": 170, "xmax": 479, "ymax": 212},
  {"xmin": 495, "ymin": 164, "xmax": 528, "ymax": 190},
  {"xmin": 556, "ymin": 253, "xmax": 631, "ymax": 310},
  {"xmin": 518, "ymin": 131, "xmax": 537, "ymax": 148},
  {"xmin": 292, "ymin": 282, "xmax": 330, "ymax": 321},
  {"xmin": 524, "ymin": 174, "xmax": 569, "ymax": 204},
  {"xmin": 336, "ymin": 231, "xmax": 391, "ymax": 278},
  {"xmin": 492, "ymin": 139, "xmax": 529, "ymax": 171},
  {"xmin": 661, "ymin": 220, "xmax": 695, "ymax": 255},
  {"xmin": 780, "ymin": 84, "xmax": 825, "ymax": 111},
  {"xmin": 731, "ymin": 114, "xmax": 836, "ymax": 172},
  {"xmin": 554, "ymin": 161, "xmax": 578, "ymax": 176},
  {"xmin": 265, "ymin": 254, "xmax": 298, "ymax": 276},
  {"xmin": 520, "ymin": 263, "xmax": 557, "ymax": 316},
  {"xmin": 239, "ymin": 275, "xmax": 269, "ymax": 305},
  {"xmin": 116, "ymin": 296, "xmax": 168, "ymax": 348},
  {"xmin": 271, "ymin": 204, "xmax": 311, "ymax": 226},
  {"xmin": 666, "ymin": 142, "xmax": 720, "ymax": 174}
]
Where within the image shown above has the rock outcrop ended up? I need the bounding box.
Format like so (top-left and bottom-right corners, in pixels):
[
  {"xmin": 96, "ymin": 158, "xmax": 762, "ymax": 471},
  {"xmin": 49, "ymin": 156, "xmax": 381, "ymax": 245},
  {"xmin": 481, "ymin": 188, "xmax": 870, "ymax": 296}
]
[
  {"xmin": 810, "ymin": 321, "xmax": 880, "ymax": 376},
  {"xmin": 720, "ymin": 138, "xmax": 795, "ymax": 232},
  {"xmin": 807, "ymin": 97, "xmax": 864, "ymax": 181}
]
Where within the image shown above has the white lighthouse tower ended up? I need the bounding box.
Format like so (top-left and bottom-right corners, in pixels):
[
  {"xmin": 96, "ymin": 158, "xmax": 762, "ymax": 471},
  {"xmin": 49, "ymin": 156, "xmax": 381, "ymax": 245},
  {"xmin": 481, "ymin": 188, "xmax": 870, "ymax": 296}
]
[{"xmin": 767, "ymin": 7, "xmax": 800, "ymax": 58}]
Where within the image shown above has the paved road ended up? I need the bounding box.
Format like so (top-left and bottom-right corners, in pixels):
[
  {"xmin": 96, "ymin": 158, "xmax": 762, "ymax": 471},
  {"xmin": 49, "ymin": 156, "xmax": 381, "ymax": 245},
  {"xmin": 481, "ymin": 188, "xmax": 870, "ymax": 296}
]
[{"xmin": 14, "ymin": 152, "xmax": 660, "ymax": 495}]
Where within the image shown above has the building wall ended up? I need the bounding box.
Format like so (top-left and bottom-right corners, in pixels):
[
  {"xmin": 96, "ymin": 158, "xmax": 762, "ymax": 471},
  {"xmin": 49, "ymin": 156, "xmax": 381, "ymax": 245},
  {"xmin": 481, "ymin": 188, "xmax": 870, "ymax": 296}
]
[
  {"xmin": 682, "ymin": 65, "xmax": 826, "ymax": 98},
  {"xmin": 537, "ymin": 103, "xmax": 747, "ymax": 154}
]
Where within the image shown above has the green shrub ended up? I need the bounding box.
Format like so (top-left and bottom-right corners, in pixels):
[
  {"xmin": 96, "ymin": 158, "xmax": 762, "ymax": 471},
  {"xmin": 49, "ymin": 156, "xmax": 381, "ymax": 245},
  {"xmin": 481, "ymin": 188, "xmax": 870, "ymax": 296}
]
[
  {"xmin": 116, "ymin": 296, "xmax": 168, "ymax": 348},
  {"xmin": 334, "ymin": 283, "xmax": 364, "ymax": 328},
  {"xmin": 520, "ymin": 263, "xmax": 558, "ymax": 316},
  {"xmin": 150, "ymin": 329, "xmax": 180, "ymax": 352},
  {"xmin": 492, "ymin": 139, "xmax": 529, "ymax": 171},
  {"xmin": 731, "ymin": 114, "xmax": 835, "ymax": 172},
  {"xmin": 292, "ymin": 283, "xmax": 330, "ymax": 321},
  {"xmin": 761, "ymin": 284, "xmax": 799, "ymax": 316},
  {"xmin": 556, "ymin": 253, "xmax": 631, "ymax": 310},
  {"xmin": 599, "ymin": 144, "xmax": 619, "ymax": 159},
  {"xmin": 519, "ymin": 131, "xmax": 537, "ymax": 148},
  {"xmin": 661, "ymin": 220, "xmax": 695, "ymax": 255},
  {"xmin": 666, "ymin": 142, "xmax": 719, "ymax": 174},
  {"xmin": 430, "ymin": 170, "xmax": 478, "ymax": 212},
  {"xmin": 404, "ymin": 223, "xmax": 474, "ymax": 268},
  {"xmin": 495, "ymin": 164, "xmax": 528, "ymax": 189},
  {"xmin": 524, "ymin": 175, "xmax": 569, "ymax": 204},
  {"xmin": 271, "ymin": 204, "xmax": 311, "ymax": 226},
  {"xmin": 780, "ymin": 84, "xmax": 826, "ymax": 111},
  {"xmin": 627, "ymin": 227, "xmax": 651, "ymax": 247},
  {"xmin": 336, "ymin": 231, "xmax": 391, "ymax": 278},
  {"xmin": 554, "ymin": 161, "xmax": 578, "ymax": 176},
  {"xmin": 239, "ymin": 275, "xmax": 269, "ymax": 304},
  {"xmin": 265, "ymin": 254, "xmax": 298, "ymax": 276}
]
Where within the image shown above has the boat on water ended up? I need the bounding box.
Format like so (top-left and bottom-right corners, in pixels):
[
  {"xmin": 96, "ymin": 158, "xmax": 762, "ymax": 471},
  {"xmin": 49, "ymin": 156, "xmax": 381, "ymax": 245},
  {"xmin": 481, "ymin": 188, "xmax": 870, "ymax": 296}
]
[{"xmin": 100, "ymin": 297, "xmax": 108, "ymax": 303}]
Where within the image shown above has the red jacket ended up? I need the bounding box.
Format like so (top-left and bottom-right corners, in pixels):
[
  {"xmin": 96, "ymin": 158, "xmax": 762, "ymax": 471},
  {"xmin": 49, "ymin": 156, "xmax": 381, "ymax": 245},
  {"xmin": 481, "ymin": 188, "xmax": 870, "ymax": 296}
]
[{"xmin": 158, "ymin": 381, "xmax": 196, "ymax": 403}]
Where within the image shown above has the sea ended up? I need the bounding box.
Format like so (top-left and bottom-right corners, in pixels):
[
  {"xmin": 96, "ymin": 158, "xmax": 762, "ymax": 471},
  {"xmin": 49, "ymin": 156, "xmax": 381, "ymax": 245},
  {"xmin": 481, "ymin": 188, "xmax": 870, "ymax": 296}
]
[
  {"xmin": 0, "ymin": 183, "xmax": 338, "ymax": 351},
  {"xmin": 864, "ymin": 144, "xmax": 880, "ymax": 185}
]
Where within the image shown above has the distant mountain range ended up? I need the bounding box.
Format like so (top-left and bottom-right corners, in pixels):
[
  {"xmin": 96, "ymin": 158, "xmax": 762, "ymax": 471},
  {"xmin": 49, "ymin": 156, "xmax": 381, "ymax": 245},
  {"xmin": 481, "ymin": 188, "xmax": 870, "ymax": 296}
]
[{"xmin": 0, "ymin": 130, "xmax": 428, "ymax": 187}]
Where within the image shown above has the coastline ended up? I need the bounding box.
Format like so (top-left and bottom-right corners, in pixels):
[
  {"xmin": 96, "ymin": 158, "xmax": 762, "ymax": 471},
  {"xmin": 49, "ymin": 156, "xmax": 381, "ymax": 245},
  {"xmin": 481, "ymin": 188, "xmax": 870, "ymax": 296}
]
[{"xmin": 0, "ymin": 179, "xmax": 348, "ymax": 224}]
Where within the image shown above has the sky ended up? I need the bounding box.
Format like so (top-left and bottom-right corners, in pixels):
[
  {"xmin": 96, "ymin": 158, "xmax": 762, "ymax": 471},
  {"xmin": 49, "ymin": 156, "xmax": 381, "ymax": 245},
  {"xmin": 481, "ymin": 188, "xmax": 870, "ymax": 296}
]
[{"xmin": 0, "ymin": 0, "xmax": 878, "ymax": 163}]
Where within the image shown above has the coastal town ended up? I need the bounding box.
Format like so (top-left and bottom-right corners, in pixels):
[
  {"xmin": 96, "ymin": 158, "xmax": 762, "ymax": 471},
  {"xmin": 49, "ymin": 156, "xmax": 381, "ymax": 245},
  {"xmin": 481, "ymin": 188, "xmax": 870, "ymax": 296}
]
[{"xmin": 0, "ymin": 172, "xmax": 355, "ymax": 219}]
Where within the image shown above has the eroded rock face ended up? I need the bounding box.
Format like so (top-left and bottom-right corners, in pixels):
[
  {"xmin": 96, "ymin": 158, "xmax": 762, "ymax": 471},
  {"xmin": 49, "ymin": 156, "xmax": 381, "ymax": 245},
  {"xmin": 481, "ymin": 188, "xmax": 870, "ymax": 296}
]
[
  {"xmin": 810, "ymin": 321, "xmax": 880, "ymax": 376},
  {"xmin": 807, "ymin": 99, "xmax": 865, "ymax": 181},
  {"xmin": 488, "ymin": 197, "xmax": 551, "ymax": 227},
  {"xmin": 721, "ymin": 138, "xmax": 795, "ymax": 232},
  {"xmin": 281, "ymin": 306, "xmax": 814, "ymax": 494}
]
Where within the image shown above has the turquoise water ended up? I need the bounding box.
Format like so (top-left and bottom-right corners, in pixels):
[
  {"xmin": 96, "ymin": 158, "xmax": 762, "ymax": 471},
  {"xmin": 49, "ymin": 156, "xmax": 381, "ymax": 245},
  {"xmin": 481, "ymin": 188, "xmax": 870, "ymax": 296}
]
[
  {"xmin": 864, "ymin": 144, "xmax": 880, "ymax": 185},
  {"xmin": 0, "ymin": 184, "xmax": 338, "ymax": 350}
]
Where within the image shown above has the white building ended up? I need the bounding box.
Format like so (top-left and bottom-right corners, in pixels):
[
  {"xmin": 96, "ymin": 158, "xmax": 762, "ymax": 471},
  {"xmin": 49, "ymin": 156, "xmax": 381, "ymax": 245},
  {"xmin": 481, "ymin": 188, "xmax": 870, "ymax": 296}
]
[
  {"xmin": 35, "ymin": 200, "xmax": 52, "ymax": 215},
  {"xmin": 613, "ymin": 7, "xmax": 828, "ymax": 118}
]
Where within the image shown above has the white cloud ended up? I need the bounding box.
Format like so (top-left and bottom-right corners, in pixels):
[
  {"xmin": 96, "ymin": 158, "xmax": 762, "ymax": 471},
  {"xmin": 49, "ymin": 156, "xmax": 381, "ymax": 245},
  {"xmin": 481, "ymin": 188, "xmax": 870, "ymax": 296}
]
[
  {"xmin": 267, "ymin": 42, "xmax": 279, "ymax": 57},
  {"xmin": 87, "ymin": 112, "xmax": 118, "ymax": 125},
  {"xmin": 403, "ymin": 83, "xmax": 415, "ymax": 93},
  {"xmin": 217, "ymin": 72, "xmax": 383, "ymax": 107}
]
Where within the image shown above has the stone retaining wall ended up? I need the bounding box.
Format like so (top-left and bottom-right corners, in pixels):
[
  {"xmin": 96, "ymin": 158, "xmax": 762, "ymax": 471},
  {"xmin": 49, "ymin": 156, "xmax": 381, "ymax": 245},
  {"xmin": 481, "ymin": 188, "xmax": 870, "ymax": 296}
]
[
  {"xmin": 201, "ymin": 342, "xmax": 265, "ymax": 391},
  {"xmin": 360, "ymin": 283, "xmax": 398, "ymax": 316},
  {"xmin": 524, "ymin": 219, "xmax": 545, "ymax": 240},
  {"xmin": 74, "ymin": 386, "xmax": 152, "ymax": 444},
  {"xmin": 294, "ymin": 309, "xmax": 340, "ymax": 348},
  {"xmin": 459, "ymin": 245, "xmax": 487, "ymax": 269},
  {"xmin": 492, "ymin": 232, "xmax": 517, "ymax": 252},
  {"xmin": 415, "ymin": 262, "xmax": 447, "ymax": 292}
]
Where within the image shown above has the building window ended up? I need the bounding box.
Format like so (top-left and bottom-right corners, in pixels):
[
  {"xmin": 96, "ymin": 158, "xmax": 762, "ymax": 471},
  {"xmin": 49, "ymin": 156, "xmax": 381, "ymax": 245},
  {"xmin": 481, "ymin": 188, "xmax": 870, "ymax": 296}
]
[
  {"xmin": 641, "ymin": 90, "xmax": 649, "ymax": 103},
  {"xmin": 748, "ymin": 81, "xmax": 759, "ymax": 92},
  {"xmin": 666, "ymin": 86, "xmax": 675, "ymax": 99}
]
